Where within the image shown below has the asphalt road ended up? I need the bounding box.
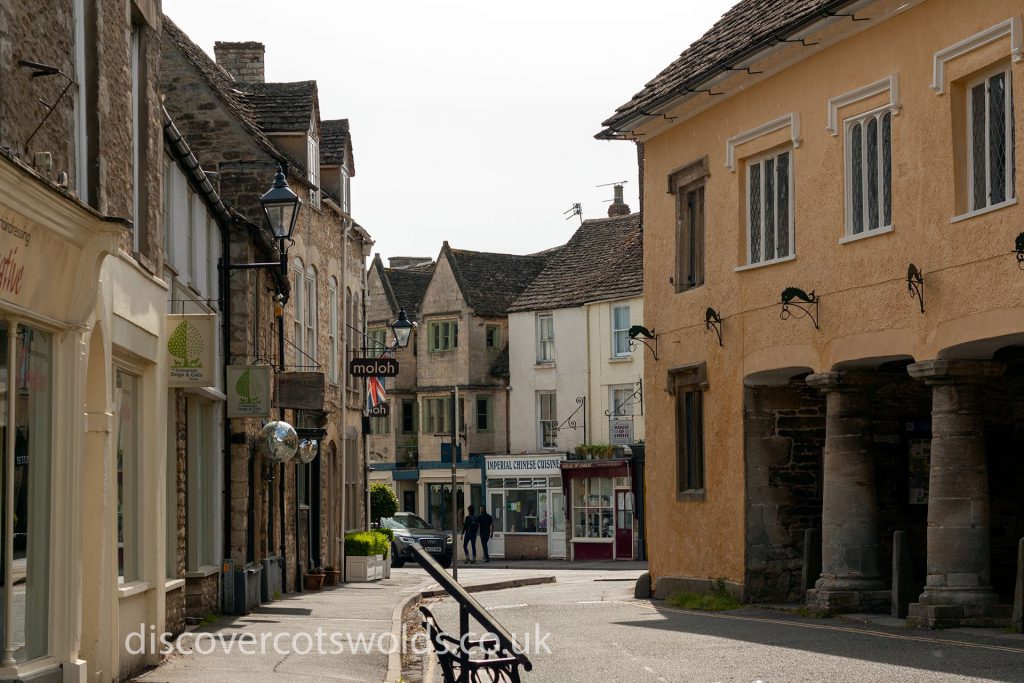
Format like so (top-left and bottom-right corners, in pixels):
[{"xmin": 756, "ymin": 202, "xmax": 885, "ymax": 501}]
[{"xmin": 428, "ymin": 569, "xmax": 1024, "ymax": 683}]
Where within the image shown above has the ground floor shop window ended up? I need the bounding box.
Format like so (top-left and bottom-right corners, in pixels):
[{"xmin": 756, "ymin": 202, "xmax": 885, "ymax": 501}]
[
  {"xmin": 572, "ymin": 477, "xmax": 613, "ymax": 539},
  {"xmin": 1, "ymin": 324, "xmax": 52, "ymax": 662},
  {"xmin": 186, "ymin": 398, "xmax": 218, "ymax": 570},
  {"xmin": 427, "ymin": 483, "xmax": 481, "ymax": 530},
  {"xmin": 116, "ymin": 367, "xmax": 141, "ymax": 582},
  {"xmin": 487, "ymin": 477, "xmax": 559, "ymax": 533}
]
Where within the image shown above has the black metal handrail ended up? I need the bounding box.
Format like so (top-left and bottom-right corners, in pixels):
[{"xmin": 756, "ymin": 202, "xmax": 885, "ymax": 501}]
[{"xmin": 409, "ymin": 543, "xmax": 532, "ymax": 681}]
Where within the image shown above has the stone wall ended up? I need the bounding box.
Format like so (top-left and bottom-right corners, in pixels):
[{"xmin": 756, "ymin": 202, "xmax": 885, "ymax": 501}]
[
  {"xmin": 165, "ymin": 586, "xmax": 186, "ymax": 637},
  {"xmin": 744, "ymin": 381, "xmax": 825, "ymax": 603},
  {"xmin": 185, "ymin": 573, "xmax": 220, "ymax": 619},
  {"xmin": 503, "ymin": 534, "xmax": 547, "ymax": 560}
]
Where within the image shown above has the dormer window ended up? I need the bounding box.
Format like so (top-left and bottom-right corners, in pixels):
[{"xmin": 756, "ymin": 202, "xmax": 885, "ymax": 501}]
[
  {"xmin": 340, "ymin": 168, "xmax": 351, "ymax": 215},
  {"xmin": 307, "ymin": 133, "xmax": 320, "ymax": 209}
]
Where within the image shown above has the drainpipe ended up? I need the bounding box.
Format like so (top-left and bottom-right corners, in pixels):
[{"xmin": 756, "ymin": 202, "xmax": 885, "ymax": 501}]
[
  {"xmin": 362, "ymin": 260, "xmax": 370, "ymax": 531},
  {"xmin": 338, "ymin": 216, "xmax": 351, "ymax": 566}
]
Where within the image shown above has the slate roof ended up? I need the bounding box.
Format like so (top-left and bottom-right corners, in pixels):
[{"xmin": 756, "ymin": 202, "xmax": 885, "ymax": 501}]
[
  {"xmin": 600, "ymin": 0, "xmax": 853, "ymax": 135},
  {"xmin": 444, "ymin": 245, "xmax": 554, "ymax": 318},
  {"xmin": 508, "ymin": 212, "xmax": 642, "ymax": 313},
  {"xmin": 388, "ymin": 265, "xmax": 433, "ymax": 321},
  {"xmin": 236, "ymin": 81, "xmax": 317, "ymax": 133},
  {"xmin": 320, "ymin": 119, "xmax": 354, "ymax": 174}
]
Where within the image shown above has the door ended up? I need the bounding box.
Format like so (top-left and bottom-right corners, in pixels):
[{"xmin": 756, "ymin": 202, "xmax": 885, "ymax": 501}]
[
  {"xmin": 615, "ymin": 490, "xmax": 633, "ymax": 559},
  {"xmin": 489, "ymin": 491, "xmax": 504, "ymax": 557},
  {"xmin": 548, "ymin": 489, "xmax": 566, "ymax": 558},
  {"xmin": 403, "ymin": 490, "xmax": 415, "ymax": 513}
]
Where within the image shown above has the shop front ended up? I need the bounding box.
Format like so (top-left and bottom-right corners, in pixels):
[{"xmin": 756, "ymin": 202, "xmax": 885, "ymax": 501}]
[
  {"xmin": 561, "ymin": 458, "xmax": 634, "ymax": 561},
  {"xmin": 484, "ymin": 454, "xmax": 566, "ymax": 560}
]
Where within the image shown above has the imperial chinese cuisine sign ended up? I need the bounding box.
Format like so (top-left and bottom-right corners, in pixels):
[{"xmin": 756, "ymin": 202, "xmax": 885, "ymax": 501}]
[{"xmin": 166, "ymin": 314, "xmax": 216, "ymax": 387}]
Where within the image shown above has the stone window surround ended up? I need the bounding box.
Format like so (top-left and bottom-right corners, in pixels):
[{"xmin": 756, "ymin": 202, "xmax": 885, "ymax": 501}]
[
  {"xmin": 668, "ymin": 362, "xmax": 707, "ymax": 502},
  {"xmin": 668, "ymin": 156, "xmax": 708, "ymax": 293}
]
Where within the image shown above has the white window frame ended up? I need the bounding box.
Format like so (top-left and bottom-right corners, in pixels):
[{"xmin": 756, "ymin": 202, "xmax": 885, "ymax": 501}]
[
  {"xmin": 307, "ymin": 133, "xmax": 321, "ymax": 210},
  {"xmin": 538, "ymin": 391, "xmax": 557, "ymax": 449},
  {"xmin": 340, "ymin": 168, "xmax": 351, "ymax": 214},
  {"xmin": 611, "ymin": 305, "xmax": 631, "ymax": 358},
  {"xmin": 292, "ymin": 258, "xmax": 304, "ymax": 358},
  {"xmin": 185, "ymin": 188, "xmax": 195, "ymax": 286},
  {"xmin": 186, "ymin": 398, "xmax": 217, "ymax": 571},
  {"xmin": 843, "ymin": 106, "xmax": 894, "ymax": 240},
  {"xmin": 537, "ymin": 313, "xmax": 554, "ymax": 363},
  {"xmin": 744, "ymin": 148, "xmax": 795, "ymax": 268},
  {"xmin": 609, "ymin": 384, "xmax": 634, "ymax": 419},
  {"xmin": 304, "ymin": 265, "xmax": 317, "ymax": 365},
  {"xmin": 966, "ymin": 66, "xmax": 1015, "ymax": 213},
  {"xmin": 115, "ymin": 366, "xmax": 142, "ymax": 584},
  {"xmin": 328, "ymin": 278, "xmax": 338, "ymax": 384}
]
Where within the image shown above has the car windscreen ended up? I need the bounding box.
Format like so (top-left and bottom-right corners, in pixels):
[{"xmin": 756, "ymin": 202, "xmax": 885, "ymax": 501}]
[{"xmin": 384, "ymin": 513, "xmax": 432, "ymax": 530}]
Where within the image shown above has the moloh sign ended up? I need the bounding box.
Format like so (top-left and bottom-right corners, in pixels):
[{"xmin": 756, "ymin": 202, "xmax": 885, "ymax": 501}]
[{"xmin": 349, "ymin": 357, "xmax": 399, "ymax": 377}]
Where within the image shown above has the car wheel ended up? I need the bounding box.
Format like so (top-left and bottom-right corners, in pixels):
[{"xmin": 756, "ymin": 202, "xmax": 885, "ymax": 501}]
[{"xmin": 391, "ymin": 544, "xmax": 405, "ymax": 568}]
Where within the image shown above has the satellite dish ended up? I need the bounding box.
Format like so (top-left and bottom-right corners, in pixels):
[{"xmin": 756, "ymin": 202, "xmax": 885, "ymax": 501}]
[
  {"xmin": 297, "ymin": 438, "xmax": 318, "ymax": 464},
  {"xmin": 260, "ymin": 421, "xmax": 298, "ymax": 463}
]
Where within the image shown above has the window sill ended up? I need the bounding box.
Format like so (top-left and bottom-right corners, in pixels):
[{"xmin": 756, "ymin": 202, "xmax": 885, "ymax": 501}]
[
  {"xmin": 164, "ymin": 578, "xmax": 186, "ymax": 591},
  {"xmin": 118, "ymin": 580, "xmax": 152, "ymax": 599},
  {"xmin": 184, "ymin": 565, "xmax": 221, "ymax": 579},
  {"xmin": 608, "ymin": 355, "xmax": 633, "ymax": 363},
  {"xmin": 950, "ymin": 197, "xmax": 1017, "ymax": 224},
  {"xmin": 839, "ymin": 224, "xmax": 893, "ymax": 244},
  {"xmin": 676, "ymin": 489, "xmax": 706, "ymax": 502},
  {"xmin": 734, "ymin": 254, "xmax": 796, "ymax": 272},
  {"xmin": 535, "ymin": 361, "xmax": 555, "ymax": 368},
  {"xmin": 571, "ymin": 537, "xmax": 614, "ymax": 543}
]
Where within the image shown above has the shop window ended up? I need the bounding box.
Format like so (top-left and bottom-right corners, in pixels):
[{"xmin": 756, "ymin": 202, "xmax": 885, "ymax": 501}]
[
  {"xmin": 428, "ymin": 320, "xmax": 458, "ymax": 352},
  {"xmin": 536, "ymin": 314, "xmax": 554, "ymax": 362},
  {"xmin": 0, "ymin": 325, "xmax": 52, "ymax": 662},
  {"xmin": 611, "ymin": 305, "xmax": 631, "ymax": 357},
  {"xmin": 670, "ymin": 156, "xmax": 708, "ymax": 291},
  {"xmin": 746, "ymin": 149, "xmax": 793, "ymax": 266},
  {"xmin": 116, "ymin": 367, "xmax": 141, "ymax": 582},
  {"xmin": 485, "ymin": 325, "xmax": 501, "ymax": 349},
  {"xmin": 475, "ymin": 396, "xmax": 492, "ymax": 432},
  {"xmin": 537, "ymin": 392, "xmax": 556, "ymax": 449},
  {"xmin": 846, "ymin": 110, "xmax": 892, "ymax": 236},
  {"xmin": 571, "ymin": 477, "xmax": 613, "ymax": 539},
  {"xmin": 670, "ymin": 362, "xmax": 707, "ymax": 500},
  {"xmin": 968, "ymin": 68, "xmax": 1015, "ymax": 212},
  {"xmin": 186, "ymin": 398, "xmax": 217, "ymax": 570},
  {"xmin": 505, "ymin": 490, "xmax": 543, "ymax": 533}
]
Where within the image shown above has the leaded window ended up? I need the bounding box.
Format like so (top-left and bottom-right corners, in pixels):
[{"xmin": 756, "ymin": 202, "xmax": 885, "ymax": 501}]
[
  {"xmin": 847, "ymin": 110, "xmax": 893, "ymax": 235},
  {"xmin": 969, "ymin": 69, "xmax": 1015, "ymax": 212},
  {"xmin": 746, "ymin": 149, "xmax": 793, "ymax": 265}
]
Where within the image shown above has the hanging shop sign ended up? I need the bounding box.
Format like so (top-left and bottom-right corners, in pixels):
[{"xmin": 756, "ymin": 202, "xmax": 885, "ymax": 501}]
[
  {"xmin": 368, "ymin": 402, "xmax": 390, "ymax": 417},
  {"xmin": 485, "ymin": 455, "xmax": 564, "ymax": 476},
  {"xmin": 227, "ymin": 365, "xmax": 272, "ymax": 418},
  {"xmin": 277, "ymin": 371, "xmax": 325, "ymax": 410},
  {"xmin": 609, "ymin": 419, "xmax": 634, "ymax": 445},
  {"xmin": 349, "ymin": 357, "xmax": 399, "ymax": 377},
  {"xmin": 166, "ymin": 313, "xmax": 216, "ymax": 387}
]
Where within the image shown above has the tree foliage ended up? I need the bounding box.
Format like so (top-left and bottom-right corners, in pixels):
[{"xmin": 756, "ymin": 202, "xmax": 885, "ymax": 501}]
[{"xmin": 370, "ymin": 482, "xmax": 399, "ymax": 522}]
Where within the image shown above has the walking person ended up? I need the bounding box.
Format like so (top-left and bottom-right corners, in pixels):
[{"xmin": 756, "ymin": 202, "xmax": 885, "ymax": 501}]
[
  {"xmin": 477, "ymin": 505, "xmax": 493, "ymax": 562},
  {"xmin": 462, "ymin": 505, "xmax": 478, "ymax": 564}
]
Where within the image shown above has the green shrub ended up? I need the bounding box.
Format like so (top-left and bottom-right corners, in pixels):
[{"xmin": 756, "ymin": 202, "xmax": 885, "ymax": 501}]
[
  {"xmin": 370, "ymin": 482, "xmax": 399, "ymax": 522},
  {"xmin": 372, "ymin": 528, "xmax": 392, "ymax": 557},
  {"xmin": 666, "ymin": 578, "xmax": 741, "ymax": 611},
  {"xmin": 344, "ymin": 531, "xmax": 389, "ymax": 557}
]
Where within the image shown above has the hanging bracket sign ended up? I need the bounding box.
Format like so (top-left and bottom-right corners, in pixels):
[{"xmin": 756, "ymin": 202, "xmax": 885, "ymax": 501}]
[
  {"xmin": 349, "ymin": 357, "xmax": 399, "ymax": 377},
  {"xmin": 226, "ymin": 365, "xmax": 272, "ymax": 418},
  {"xmin": 167, "ymin": 313, "xmax": 216, "ymax": 387}
]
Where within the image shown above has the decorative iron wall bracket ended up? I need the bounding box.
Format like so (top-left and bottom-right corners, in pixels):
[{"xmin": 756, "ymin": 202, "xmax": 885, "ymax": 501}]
[
  {"xmin": 907, "ymin": 263, "xmax": 924, "ymax": 313},
  {"xmin": 555, "ymin": 396, "xmax": 586, "ymax": 432},
  {"xmin": 628, "ymin": 325, "xmax": 658, "ymax": 360},
  {"xmin": 780, "ymin": 287, "xmax": 819, "ymax": 329},
  {"xmin": 605, "ymin": 380, "xmax": 644, "ymax": 418},
  {"xmin": 1014, "ymin": 231, "xmax": 1024, "ymax": 269},
  {"xmin": 704, "ymin": 307, "xmax": 723, "ymax": 346}
]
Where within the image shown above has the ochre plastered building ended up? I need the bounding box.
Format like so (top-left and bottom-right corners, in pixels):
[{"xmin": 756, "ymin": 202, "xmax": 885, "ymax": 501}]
[{"xmin": 601, "ymin": 0, "xmax": 1024, "ymax": 627}]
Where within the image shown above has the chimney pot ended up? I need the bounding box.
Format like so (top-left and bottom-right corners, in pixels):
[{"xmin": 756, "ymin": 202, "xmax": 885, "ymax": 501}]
[{"xmin": 607, "ymin": 183, "xmax": 630, "ymax": 217}]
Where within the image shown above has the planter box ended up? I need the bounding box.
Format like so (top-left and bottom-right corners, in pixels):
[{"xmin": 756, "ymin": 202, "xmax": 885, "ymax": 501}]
[
  {"xmin": 383, "ymin": 558, "xmax": 391, "ymax": 579},
  {"xmin": 323, "ymin": 570, "xmax": 341, "ymax": 587},
  {"xmin": 304, "ymin": 573, "xmax": 325, "ymax": 591},
  {"xmin": 346, "ymin": 554, "xmax": 385, "ymax": 582}
]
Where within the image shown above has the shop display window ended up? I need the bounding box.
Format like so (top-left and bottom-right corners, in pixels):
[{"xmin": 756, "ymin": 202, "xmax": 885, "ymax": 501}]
[{"xmin": 572, "ymin": 477, "xmax": 613, "ymax": 539}]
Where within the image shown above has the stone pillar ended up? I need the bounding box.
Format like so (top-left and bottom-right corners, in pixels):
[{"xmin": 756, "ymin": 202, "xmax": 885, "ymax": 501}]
[
  {"xmin": 805, "ymin": 371, "xmax": 889, "ymax": 612},
  {"xmin": 907, "ymin": 360, "xmax": 1010, "ymax": 628}
]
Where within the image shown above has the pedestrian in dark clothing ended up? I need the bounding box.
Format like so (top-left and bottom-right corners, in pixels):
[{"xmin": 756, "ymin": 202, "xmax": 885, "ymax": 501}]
[
  {"xmin": 477, "ymin": 506, "xmax": 494, "ymax": 562},
  {"xmin": 462, "ymin": 505, "xmax": 478, "ymax": 563}
]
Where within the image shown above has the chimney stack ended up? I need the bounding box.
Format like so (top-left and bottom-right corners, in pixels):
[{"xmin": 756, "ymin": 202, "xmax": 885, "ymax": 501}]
[
  {"xmin": 607, "ymin": 183, "xmax": 631, "ymax": 217},
  {"xmin": 388, "ymin": 256, "xmax": 433, "ymax": 270},
  {"xmin": 214, "ymin": 41, "xmax": 265, "ymax": 83}
]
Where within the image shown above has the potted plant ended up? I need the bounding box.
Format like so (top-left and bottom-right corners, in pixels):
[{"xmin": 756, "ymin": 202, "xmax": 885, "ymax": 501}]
[
  {"xmin": 304, "ymin": 567, "xmax": 325, "ymax": 591},
  {"xmin": 344, "ymin": 531, "xmax": 388, "ymax": 582},
  {"xmin": 323, "ymin": 565, "xmax": 341, "ymax": 586}
]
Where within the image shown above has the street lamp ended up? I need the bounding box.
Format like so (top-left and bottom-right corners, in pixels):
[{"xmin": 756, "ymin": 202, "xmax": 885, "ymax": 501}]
[
  {"xmin": 260, "ymin": 164, "xmax": 302, "ymax": 241},
  {"xmin": 390, "ymin": 307, "xmax": 416, "ymax": 349}
]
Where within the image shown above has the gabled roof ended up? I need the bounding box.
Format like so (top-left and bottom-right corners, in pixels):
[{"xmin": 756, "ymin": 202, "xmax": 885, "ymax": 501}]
[
  {"xmin": 370, "ymin": 254, "xmax": 433, "ymax": 321},
  {"xmin": 600, "ymin": 0, "xmax": 852, "ymax": 135},
  {"xmin": 443, "ymin": 244, "xmax": 554, "ymax": 318},
  {"xmin": 320, "ymin": 119, "xmax": 355, "ymax": 175},
  {"xmin": 237, "ymin": 81, "xmax": 318, "ymax": 133},
  {"xmin": 508, "ymin": 212, "xmax": 642, "ymax": 313}
]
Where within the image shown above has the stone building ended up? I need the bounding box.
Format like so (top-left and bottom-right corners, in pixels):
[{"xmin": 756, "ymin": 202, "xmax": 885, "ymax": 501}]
[
  {"xmin": 506, "ymin": 198, "xmax": 645, "ymax": 561},
  {"xmin": 161, "ymin": 17, "xmax": 371, "ymax": 609},
  {"xmin": 600, "ymin": 0, "xmax": 1024, "ymax": 627},
  {"xmin": 0, "ymin": 0, "xmax": 169, "ymax": 680},
  {"xmin": 367, "ymin": 244, "xmax": 552, "ymax": 538}
]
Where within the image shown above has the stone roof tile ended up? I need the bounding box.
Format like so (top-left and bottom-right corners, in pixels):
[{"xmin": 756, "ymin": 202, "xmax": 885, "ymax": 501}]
[{"xmin": 445, "ymin": 246, "xmax": 554, "ymax": 318}]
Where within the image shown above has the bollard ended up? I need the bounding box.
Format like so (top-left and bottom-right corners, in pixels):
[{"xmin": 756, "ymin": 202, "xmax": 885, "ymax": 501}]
[
  {"xmin": 892, "ymin": 531, "xmax": 914, "ymax": 619},
  {"xmin": 1013, "ymin": 537, "xmax": 1023, "ymax": 633},
  {"xmin": 801, "ymin": 528, "xmax": 821, "ymax": 600}
]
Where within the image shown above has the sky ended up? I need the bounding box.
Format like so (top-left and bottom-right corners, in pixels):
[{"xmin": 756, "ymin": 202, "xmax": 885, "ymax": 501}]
[{"xmin": 164, "ymin": 0, "xmax": 735, "ymax": 262}]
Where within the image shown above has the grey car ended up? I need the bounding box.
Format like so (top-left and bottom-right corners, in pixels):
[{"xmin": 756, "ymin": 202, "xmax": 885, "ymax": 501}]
[{"xmin": 381, "ymin": 512, "xmax": 454, "ymax": 568}]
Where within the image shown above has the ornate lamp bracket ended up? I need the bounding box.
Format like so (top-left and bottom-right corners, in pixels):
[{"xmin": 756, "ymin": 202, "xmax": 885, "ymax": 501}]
[
  {"xmin": 1014, "ymin": 231, "xmax": 1024, "ymax": 270},
  {"xmin": 907, "ymin": 263, "xmax": 924, "ymax": 313},
  {"xmin": 628, "ymin": 325, "xmax": 659, "ymax": 360},
  {"xmin": 704, "ymin": 307, "xmax": 723, "ymax": 346},
  {"xmin": 555, "ymin": 396, "xmax": 586, "ymax": 432},
  {"xmin": 780, "ymin": 287, "xmax": 819, "ymax": 329},
  {"xmin": 604, "ymin": 380, "xmax": 644, "ymax": 418}
]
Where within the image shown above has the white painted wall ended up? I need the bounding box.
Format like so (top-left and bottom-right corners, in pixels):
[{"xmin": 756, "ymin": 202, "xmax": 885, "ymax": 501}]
[{"xmin": 587, "ymin": 296, "xmax": 645, "ymax": 444}]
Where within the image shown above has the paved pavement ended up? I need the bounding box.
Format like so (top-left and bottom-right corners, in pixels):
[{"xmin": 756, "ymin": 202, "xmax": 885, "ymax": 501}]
[{"xmin": 428, "ymin": 572, "xmax": 1024, "ymax": 683}]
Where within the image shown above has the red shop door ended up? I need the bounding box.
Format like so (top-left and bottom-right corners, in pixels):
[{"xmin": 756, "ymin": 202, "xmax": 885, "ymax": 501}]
[{"xmin": 615, "ymin": 490, "xmax": 633, "ymax": 559}]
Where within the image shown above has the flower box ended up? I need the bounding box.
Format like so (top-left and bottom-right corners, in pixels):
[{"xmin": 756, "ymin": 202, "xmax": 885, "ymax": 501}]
[{"xmin": 345, "ymin": 554, "xmax": 385, "ymax": 582}]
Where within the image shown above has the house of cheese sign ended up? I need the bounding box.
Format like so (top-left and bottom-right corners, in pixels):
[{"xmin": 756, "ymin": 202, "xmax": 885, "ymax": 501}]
[
  {"xmin": 0, "ymin": 211, "xmax": 79, "ymax": 322},
  {"xmin": 166, "ymin": 314, "xmax": 216, "ymax": 386}
]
